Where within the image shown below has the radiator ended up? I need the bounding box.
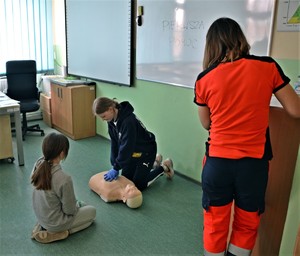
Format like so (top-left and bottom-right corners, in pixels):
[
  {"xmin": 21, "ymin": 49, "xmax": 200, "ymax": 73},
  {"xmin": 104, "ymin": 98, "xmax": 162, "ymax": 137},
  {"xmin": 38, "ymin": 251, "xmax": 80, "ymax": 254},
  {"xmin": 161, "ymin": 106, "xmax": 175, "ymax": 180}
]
[{"xmin": 26, "ymin": 111, "xmax": 43, "ymax": 121}]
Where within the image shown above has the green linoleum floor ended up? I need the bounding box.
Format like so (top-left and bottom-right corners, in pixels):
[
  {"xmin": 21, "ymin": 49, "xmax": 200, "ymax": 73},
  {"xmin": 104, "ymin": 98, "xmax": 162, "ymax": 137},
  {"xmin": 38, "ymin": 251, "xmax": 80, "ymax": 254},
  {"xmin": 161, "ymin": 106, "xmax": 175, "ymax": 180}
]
[{"xmin": 0, "ymin": 121, "xmax": 203, "ymax": 255}]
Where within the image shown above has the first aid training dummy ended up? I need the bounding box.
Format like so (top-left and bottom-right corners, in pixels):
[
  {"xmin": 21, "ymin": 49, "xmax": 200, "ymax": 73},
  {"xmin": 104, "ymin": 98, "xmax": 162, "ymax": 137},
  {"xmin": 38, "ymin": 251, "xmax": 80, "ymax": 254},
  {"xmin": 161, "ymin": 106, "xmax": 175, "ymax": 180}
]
[{"xmin": 89, "ymin": 171, "xmax": 143, "ymax": 209}]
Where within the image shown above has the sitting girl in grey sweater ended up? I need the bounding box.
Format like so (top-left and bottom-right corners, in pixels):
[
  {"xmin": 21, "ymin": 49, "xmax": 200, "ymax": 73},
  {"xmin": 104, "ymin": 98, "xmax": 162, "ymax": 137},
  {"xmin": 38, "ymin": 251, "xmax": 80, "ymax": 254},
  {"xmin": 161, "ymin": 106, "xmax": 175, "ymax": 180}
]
[{"xmin": 31, "ymin": 132, "xmax": 96, "ymax": 243}]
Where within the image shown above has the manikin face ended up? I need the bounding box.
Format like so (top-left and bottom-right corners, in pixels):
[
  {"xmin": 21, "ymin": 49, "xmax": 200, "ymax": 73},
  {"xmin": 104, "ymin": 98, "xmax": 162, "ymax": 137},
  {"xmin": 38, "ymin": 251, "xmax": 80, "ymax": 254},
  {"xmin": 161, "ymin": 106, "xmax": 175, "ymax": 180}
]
[
  {"xmin": 122, "ymin": 184, "xmax": 141, "ymax": 202},
  {"xmin": 98, "ymin": 107, "xmax": 115, "ymax": 122}
]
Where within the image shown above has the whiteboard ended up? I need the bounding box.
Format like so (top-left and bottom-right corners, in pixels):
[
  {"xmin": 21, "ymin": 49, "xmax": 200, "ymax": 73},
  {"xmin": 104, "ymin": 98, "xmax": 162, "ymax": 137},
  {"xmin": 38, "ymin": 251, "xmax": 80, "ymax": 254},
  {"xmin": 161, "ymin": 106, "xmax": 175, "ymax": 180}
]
[
  {"xmin": 136, "ymin": 0, "xmax": 275, "ymax": 88},
  {"xmin": 66, "ymin": 0, "xmax": 132, "ymax": 86}
]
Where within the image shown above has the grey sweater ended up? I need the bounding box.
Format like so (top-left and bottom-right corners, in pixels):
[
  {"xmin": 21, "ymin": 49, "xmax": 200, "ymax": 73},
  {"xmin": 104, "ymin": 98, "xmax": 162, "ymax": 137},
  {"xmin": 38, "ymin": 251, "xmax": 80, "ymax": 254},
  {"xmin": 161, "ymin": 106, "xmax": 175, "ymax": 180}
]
[{"xmin": 32, "ymin": 158, "xmax": 78, "ymax": 232}]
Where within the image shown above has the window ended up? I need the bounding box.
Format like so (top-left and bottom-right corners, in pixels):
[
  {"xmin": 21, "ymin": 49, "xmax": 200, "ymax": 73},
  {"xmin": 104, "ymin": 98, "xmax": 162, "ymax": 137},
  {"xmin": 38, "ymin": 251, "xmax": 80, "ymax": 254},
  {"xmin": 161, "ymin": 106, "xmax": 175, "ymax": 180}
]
[{"xmin": 0, "ymin": 0, "xmax": 53, "ymax": 75}]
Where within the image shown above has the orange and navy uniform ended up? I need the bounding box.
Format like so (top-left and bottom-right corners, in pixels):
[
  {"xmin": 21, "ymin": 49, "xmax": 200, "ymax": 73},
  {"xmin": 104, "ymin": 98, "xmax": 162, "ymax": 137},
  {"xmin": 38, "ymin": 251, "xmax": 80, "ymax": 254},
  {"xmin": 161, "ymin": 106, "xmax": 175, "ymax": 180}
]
[
  {"xmin": 194, "ymin": 55, "xmax": 289, "ymax": 160},
  {"xmin": 194, "ymin": 55, "xmax": 290, "ymax": 256}
]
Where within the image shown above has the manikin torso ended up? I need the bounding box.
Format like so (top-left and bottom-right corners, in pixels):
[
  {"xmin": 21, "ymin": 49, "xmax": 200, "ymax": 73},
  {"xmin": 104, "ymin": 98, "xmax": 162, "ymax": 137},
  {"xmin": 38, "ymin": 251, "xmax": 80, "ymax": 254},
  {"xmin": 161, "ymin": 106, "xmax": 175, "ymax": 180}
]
[{"xmin": 89, "ymin": 172, "xmax": 143, "ymax": 208}]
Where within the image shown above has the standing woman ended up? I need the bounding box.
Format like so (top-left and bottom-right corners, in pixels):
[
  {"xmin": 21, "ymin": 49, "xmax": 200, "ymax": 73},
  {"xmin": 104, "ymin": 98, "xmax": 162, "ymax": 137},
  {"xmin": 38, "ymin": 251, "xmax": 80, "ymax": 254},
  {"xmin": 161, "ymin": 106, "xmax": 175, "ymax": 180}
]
[
  {"xmin": 92, "ymin": 97, "xmax": 174, "ymax": 191},
  {"xmin": 194, "ymin": 17, "xmax": 300, "ymax": 255},
  {"xmin": 31, "ymin": 132, "xmax": 96, "ymax": 243}
]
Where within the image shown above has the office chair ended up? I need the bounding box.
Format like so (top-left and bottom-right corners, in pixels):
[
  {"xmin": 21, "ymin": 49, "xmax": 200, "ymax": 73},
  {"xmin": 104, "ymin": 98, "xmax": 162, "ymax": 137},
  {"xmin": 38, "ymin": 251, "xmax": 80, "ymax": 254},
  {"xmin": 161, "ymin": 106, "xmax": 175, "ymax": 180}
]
[{"xmin": 6, "ymin": 60, "xmax": 45, "ymax": 140}]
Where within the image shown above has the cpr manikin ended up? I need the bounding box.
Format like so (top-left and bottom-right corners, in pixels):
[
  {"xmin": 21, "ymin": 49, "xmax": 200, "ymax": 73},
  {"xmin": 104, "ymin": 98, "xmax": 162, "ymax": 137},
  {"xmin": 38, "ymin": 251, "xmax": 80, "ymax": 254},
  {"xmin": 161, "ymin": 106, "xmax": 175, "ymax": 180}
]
[{"xmin": 89, "ymin": 171, "xmax": 143, "ymax": 209}]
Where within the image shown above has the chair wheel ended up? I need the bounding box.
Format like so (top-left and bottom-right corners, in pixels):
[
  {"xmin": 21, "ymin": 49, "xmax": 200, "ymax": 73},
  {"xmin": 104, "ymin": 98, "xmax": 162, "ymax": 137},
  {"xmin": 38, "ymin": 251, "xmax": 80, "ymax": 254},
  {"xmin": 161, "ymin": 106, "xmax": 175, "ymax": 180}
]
[
  {"xmin": 41, "ymin": 131, "xmax": 45, "ymax": 136},
  {"xmin": 8, "ymin": 157, "xmax": 15, "ymax": 163}
]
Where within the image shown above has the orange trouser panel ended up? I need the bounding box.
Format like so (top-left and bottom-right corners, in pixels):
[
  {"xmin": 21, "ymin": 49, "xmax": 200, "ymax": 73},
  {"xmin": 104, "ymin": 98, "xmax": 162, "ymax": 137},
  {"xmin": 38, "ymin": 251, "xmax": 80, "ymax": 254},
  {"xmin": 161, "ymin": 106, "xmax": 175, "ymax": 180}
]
[
  {"xmin": 203, "ymin": 203, "xmax": 232, "ymax": 253},
  {"xmin": 230, "ymin": 205, "xmax": 261, "ymax": 250}
]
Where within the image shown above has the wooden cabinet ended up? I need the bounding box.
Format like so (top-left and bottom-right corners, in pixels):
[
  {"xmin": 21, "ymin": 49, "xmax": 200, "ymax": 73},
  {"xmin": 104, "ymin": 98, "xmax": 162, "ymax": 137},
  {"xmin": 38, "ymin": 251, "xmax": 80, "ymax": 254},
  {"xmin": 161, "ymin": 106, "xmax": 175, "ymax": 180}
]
[
  {"xmin": 40, "ymin": 93, "xmax": 52, "ymax": 127},
  {"xmin": 50, "ymin": 83, "xmax": 96, "ymax": 140},
  {"xmin": 0, "ymin": 115, "xmax": 13, "ymax": 160},
  {"xmin": 252, "ymin": 107, "xmax": 300, "ymax": 255}
]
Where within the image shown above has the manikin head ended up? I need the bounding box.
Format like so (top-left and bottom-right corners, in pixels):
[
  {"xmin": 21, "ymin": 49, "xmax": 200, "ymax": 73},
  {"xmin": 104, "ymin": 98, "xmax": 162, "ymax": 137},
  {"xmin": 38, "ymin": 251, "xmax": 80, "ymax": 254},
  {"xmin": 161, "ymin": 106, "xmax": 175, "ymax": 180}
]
[{"xmin": 122, "ymin": 184, "xmax": 143, "ymax": 209}]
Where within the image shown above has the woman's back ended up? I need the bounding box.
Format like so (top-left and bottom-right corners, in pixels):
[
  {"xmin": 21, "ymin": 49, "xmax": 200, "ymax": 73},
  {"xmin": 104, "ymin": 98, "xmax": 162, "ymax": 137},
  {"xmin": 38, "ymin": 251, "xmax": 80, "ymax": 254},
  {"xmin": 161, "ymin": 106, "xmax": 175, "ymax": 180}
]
[{"xmin": 195, "ymin": 55, "xmax": 289, "ymax": 159}]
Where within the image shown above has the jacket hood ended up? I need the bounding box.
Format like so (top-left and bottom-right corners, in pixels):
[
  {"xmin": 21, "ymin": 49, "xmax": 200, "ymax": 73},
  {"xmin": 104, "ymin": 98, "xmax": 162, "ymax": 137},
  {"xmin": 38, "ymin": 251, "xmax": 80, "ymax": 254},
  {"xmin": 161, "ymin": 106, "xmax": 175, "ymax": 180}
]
[{"xmin": 116, "ymin": 101, "xmax": 134, "ymax": 122}]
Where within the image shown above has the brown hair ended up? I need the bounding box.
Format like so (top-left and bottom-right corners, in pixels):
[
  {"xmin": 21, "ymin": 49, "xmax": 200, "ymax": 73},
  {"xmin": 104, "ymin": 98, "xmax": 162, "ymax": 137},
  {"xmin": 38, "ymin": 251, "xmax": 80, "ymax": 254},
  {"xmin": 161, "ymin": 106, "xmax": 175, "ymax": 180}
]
[
  {"xmin": 203, "ymin": 17, "xmax": 250, "ymax": 69},
  {"xmin": 31, "ymin": 133, "xmax": 69, "ymax": 190},
  {"xmin": 92, "ymin": 97, "xmax": 119, "ymax": 115}
]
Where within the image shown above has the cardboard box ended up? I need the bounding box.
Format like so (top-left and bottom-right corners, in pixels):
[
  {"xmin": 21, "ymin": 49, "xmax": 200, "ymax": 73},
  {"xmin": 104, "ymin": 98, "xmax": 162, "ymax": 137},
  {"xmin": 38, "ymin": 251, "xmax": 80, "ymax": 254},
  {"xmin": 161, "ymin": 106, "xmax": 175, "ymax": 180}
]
[
  {"xmin": 42, "ymin": 111, "xmax": 52, "ymax": 127},
  {"xmin": 41, "ymin": 75, "xmax": 62, "ymax": 96},
  {"xmin": 40, "ymin": 93, "xmax": 51, "ymax": 113}
]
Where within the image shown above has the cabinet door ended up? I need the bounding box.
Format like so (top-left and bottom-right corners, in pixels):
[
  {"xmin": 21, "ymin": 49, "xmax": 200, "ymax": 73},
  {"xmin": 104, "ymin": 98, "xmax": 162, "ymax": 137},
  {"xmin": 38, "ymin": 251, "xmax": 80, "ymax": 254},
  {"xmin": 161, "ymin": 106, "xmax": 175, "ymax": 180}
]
[
  {"xmin": 59, "ymin": 86, "xmax": 73, "ymax": 134},
  {"xmin": 51, "ymin": 84, "xmax": 73, "ymax": 134},
  {"xmin": 71, "ymin": 86, "xmax": 96, "ymax": 138},
  {"xmin": 51, "ymin": 83, "xmax": 62, "ymax": 128}
]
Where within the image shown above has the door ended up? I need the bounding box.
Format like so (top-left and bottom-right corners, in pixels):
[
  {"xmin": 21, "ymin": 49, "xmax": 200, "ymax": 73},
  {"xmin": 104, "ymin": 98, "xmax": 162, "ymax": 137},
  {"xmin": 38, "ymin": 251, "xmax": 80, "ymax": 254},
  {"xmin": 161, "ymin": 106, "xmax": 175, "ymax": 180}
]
[{"xmin": 51, "ymin": 83, "xmax": 72, "ymax": 134}]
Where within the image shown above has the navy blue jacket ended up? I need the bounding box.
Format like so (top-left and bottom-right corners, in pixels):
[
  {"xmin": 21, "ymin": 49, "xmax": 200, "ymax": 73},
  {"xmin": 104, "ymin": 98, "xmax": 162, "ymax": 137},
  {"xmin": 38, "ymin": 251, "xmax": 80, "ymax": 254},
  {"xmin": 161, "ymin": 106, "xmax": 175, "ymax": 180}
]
[{"xmin": 108, "ymin": 101, "xmax": 156, "ymax": 171}]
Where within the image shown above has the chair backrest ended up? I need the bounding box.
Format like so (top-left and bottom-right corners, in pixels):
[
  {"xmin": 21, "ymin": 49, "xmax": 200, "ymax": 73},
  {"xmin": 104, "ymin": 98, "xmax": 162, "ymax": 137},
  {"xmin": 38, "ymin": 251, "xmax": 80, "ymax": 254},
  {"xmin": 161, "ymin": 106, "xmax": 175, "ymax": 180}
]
[{"xmin": 6, "ymin": 60, "xmax": 38, "ymax": 101}]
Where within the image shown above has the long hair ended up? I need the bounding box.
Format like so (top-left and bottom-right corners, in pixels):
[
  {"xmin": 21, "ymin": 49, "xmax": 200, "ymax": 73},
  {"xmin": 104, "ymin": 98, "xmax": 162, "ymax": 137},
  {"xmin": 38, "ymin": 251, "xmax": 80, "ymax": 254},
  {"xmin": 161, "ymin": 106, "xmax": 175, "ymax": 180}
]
[
  {"xmin": 31, "ymin": 133, "xmax": 69, "ymax": 190},
  {"xmin": 92, "ymin": 97, "xmax": 119, "ymax": 115},
  {"xmin": 203, "ymin": 17, "xmax": 250, "ymax": 69}
]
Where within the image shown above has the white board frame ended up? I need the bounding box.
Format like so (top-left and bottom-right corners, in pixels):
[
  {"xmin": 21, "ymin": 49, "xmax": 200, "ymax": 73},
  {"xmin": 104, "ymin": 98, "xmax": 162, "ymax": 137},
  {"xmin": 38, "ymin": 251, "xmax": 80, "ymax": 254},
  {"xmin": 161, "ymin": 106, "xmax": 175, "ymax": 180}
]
[
  {"xmin": 136, "ymin": 0, "xmax": 276, "ymax": 88},
  {"xmin": 65, "ymin": 0, "xmax": 133, "ymax": 86}
]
